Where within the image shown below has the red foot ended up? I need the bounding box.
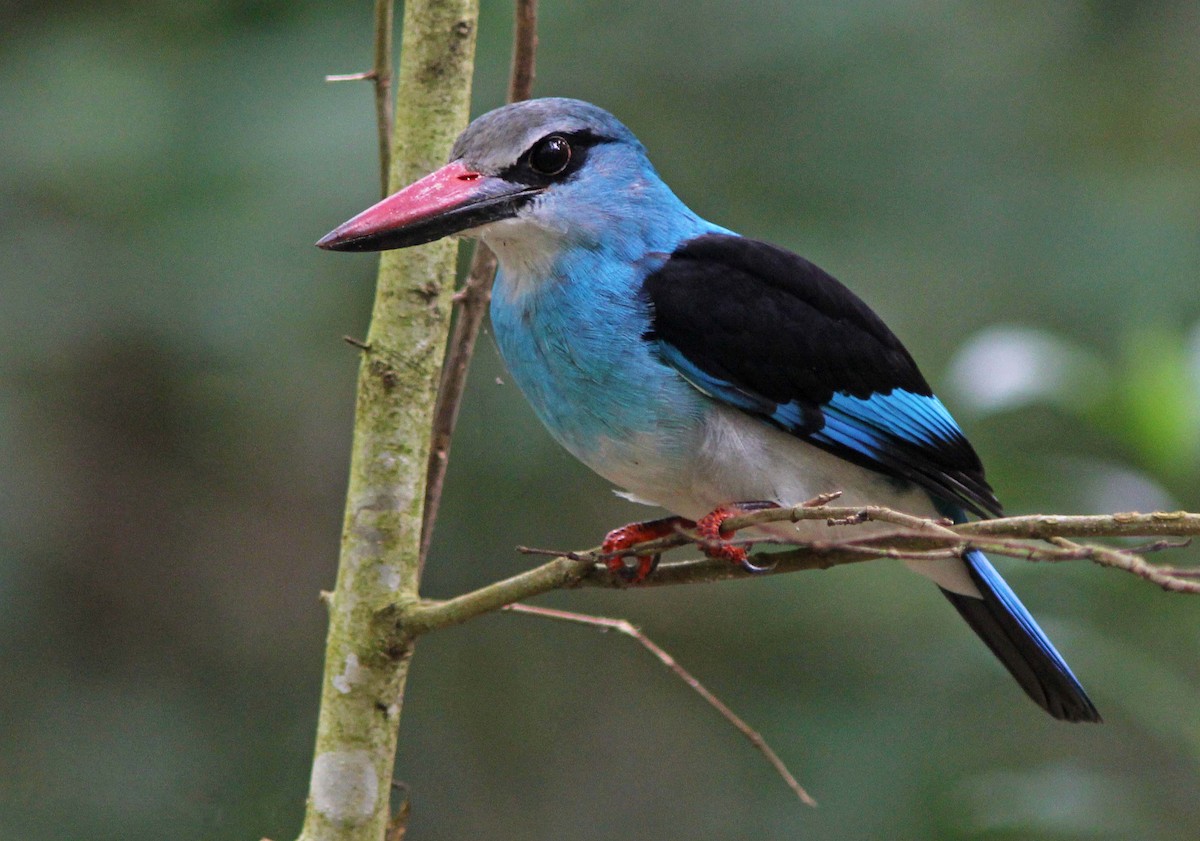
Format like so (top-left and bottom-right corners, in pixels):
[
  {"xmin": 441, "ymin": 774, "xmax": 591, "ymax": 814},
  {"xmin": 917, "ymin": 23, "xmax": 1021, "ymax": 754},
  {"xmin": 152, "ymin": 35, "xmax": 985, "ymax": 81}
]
[
  {"xmin": 695, "ymin": 502, "xmax": 780, "ymax": 569},
  {"xmin": 601, "ymin": 516, "xmax": 691, "ymax": 583},
  {"xmin": 695, "ymin": 506, "xmax": 749, "ymax": 564}
]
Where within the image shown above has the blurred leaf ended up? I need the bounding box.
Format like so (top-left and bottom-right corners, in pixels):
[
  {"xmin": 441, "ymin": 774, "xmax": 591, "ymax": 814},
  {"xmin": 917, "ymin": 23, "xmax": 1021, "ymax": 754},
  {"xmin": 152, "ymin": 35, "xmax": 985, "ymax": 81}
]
[
  {"xmin": 950, "ymin": 762, "xmax": 1157, "ymax": 839},
  {"xmin": 947, "ymin": 324, "xmax": 1110, "ymax": 416},
  {"xmin": 1113, "ymin": 325, "xmax": 1200, "ymax": 478}
]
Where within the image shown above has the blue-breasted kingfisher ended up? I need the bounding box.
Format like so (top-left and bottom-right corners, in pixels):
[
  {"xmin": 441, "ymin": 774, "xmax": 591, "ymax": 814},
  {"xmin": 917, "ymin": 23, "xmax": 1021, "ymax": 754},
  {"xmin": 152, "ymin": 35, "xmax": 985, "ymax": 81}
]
[{"xmin": 318, "ymin": 98, "xmax": 1100, "ymax": 723}]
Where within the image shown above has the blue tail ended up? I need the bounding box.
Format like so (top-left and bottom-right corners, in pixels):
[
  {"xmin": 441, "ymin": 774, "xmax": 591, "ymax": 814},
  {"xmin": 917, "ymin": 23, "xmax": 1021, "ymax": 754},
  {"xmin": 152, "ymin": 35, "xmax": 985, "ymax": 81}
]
[{"xmin": 942, "ymin": 548, "xmax": 1101, "ymax": 722}]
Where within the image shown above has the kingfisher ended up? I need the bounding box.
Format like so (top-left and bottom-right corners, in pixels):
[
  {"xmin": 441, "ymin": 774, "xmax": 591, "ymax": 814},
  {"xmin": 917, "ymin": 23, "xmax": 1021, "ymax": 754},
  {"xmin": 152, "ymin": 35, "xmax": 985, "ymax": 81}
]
[{"xmin": 318, "ymin": 97, "xmax": 1100, "ymax": 723}]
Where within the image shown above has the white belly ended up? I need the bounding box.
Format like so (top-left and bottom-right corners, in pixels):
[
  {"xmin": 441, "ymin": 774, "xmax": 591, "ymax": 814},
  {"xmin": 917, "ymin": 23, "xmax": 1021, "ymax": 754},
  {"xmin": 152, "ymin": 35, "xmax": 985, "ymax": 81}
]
[{"xmin": 598, "ymin": 403, "xmax": 981, "ymax": 596}]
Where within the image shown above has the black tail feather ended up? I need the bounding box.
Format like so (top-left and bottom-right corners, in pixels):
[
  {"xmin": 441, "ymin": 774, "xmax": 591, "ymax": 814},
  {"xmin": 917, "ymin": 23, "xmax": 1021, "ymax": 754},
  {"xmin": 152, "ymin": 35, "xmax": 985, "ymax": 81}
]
[{"xmin": 942, "ymin": 549, "xmax": 1101, "ymax": 723}]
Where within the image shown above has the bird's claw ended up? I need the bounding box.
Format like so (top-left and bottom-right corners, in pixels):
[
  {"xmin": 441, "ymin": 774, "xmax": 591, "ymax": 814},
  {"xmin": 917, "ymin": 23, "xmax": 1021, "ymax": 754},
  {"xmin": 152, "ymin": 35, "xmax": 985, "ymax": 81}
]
[
  {"xmin": 601, "ymin": 516, "xmax": 688, "ymax": 584},
  {"xmin": 696, "ymin": 502, "xmax": 779, "ymax": 572},
  {"xmin": 607, "ymin": 553, "xmax": 660, "ymax": 583},
  {"xmin": 739, "ymin": 554, "xmax": 779, "ymax": 573},
  {"xmin": 603, "ymin": 504, "xmax": 779, "ymax": 580}
]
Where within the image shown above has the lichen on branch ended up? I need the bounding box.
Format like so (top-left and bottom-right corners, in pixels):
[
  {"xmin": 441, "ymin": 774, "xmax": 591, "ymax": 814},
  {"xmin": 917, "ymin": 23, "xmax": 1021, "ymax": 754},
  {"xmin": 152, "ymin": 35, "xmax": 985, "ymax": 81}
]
[{"xmin": 298, "ymin": 3, "xmax": 480, "ymax": 841}]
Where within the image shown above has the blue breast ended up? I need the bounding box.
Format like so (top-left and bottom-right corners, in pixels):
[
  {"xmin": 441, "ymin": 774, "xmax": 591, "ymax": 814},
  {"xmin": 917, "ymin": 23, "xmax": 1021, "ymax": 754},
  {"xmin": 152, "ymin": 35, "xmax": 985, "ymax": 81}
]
[{"xmin": 489, "ymin": 243, "xmax": 701, "ymax": 470}]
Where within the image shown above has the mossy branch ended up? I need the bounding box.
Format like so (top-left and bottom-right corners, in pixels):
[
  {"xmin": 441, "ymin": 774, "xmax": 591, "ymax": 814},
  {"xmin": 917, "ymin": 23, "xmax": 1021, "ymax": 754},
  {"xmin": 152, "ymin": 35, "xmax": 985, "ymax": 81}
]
[{"xmin": 298, "ymin": 3, "xmax": 479, "ymax": 840}]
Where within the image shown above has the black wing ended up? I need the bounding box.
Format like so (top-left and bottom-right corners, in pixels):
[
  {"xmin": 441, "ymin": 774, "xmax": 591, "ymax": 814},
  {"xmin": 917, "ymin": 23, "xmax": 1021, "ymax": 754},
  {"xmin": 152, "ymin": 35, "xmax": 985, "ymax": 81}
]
[{"xmin": 640, "ymin": 233, "xmax": 1000, "ymax": 517}]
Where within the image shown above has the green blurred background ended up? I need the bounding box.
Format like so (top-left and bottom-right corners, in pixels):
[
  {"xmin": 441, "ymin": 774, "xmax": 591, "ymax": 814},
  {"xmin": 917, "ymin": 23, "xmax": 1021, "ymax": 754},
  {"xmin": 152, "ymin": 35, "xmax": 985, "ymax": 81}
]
[{"xmin": 2, "ymin": 1, "xmax": 1198, "ymax": 839}]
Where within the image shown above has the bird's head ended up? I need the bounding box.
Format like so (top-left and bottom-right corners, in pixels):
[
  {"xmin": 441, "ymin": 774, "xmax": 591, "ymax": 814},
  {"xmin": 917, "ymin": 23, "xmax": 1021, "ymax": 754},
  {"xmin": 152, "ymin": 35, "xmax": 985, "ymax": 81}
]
[{"xmin": 317, "ymin": 98, "xmax": 682, "ymax": 259}]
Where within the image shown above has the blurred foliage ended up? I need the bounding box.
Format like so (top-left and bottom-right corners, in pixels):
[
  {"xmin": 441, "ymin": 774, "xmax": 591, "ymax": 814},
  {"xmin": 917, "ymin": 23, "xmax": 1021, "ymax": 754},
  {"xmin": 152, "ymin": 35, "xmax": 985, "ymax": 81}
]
[{"xmin": 1, "ymin": 1, "xmax": 1198, "ymax": 840}]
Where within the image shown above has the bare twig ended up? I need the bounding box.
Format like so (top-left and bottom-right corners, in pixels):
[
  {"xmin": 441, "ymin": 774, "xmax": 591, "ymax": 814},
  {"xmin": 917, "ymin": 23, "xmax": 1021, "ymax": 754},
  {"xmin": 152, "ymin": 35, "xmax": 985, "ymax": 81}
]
[
  {"xmin": 641, "ymin": 507, "xmax": 1200, "ymax": 592},
  {"xmin": 326, "ymin": 71, "xmax": 377, "ymax": 82},
  {"xmin": 323, "ymin": 0, "xmax": 395, "ymax": 197},
  {"xmin": 1045, "ymin": 536, "xmax": 1200, "ymax": 593},
  {"xmin": 384, "ymin": 782, "xmax": 410, "ymax": 841},
  {"xmin": 502, "ymin": 603, "xmax": 816, "ymax": 806},
  {"xmin": 1156, "ymin": 566, "xmax": 1200, "ymax": 578},
  {"xmin": 396, "ymin": 505, "xmax": 1200, "ymax": 641},
  {"xmin": 371, "ymin": 0, "xmax": 395, "ymax": 195},
  {"xmin": 507, "ymin": 0, "xmax": 538, "ymax": 103},
  {"xmin": 953, "ymin": 510, "xmax": 1200, "ymax": 539},
  {"xmin": 420, "ymin": 0, "xmax": 539, "ymax": 567},
  {"xmin": 419, "ymin": 245, "xmax": 497, "ymax": 567}
]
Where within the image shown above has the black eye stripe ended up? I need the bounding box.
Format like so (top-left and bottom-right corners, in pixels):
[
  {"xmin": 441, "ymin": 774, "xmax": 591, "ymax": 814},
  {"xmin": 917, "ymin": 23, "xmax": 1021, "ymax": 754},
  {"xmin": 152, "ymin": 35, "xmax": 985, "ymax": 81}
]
[{"xmin": 498, "ymin": 130, "xmax": 612, "ymax": 187}]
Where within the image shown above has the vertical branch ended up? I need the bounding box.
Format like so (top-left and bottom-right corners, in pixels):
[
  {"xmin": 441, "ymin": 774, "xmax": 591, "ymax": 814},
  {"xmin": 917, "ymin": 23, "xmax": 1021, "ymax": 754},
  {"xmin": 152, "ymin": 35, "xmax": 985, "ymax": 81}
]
[
  {"xmin": 419, "ymin": 0, "xmax": 539, "ymax": 566},
  {"xmin": 507, "ymin": 0, "xmax": 539, "ymax": 103},
  {"xmin": 298, "ymin": 2, "xmax": 479, "ymax": 841},
  {"xmin": 372, "ymin": 0, "xmax": 395, "ymax": 196}
]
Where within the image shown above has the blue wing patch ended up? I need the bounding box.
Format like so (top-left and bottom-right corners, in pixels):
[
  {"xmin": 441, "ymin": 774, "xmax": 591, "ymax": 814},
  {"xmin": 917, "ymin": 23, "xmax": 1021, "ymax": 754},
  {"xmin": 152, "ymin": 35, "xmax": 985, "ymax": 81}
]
[
  {"xmin": 769, "ymin": 390, "xmax": 964, "ymax": 458},
  {"xmin": 808, "ymin": 390, "xmax": 998, "ymax": 515},
  {"xmin": 658, "ymin": 339, "xmax": 998, "ymax": 516},
  {"xmin": 810, "ymin": 409, "xmax": 887, "ymax": 455},
  {"xmin": 823, "ymin": 390, "xmax": 964, "ymax": 449}
]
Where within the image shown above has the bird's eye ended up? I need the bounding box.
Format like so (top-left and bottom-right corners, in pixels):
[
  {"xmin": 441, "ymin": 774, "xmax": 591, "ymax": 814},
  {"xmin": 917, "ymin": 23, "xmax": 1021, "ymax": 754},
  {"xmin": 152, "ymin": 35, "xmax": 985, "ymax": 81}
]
[{"xmin": 529, "ymin": 135, "xmax": 572, "ymax": 176}]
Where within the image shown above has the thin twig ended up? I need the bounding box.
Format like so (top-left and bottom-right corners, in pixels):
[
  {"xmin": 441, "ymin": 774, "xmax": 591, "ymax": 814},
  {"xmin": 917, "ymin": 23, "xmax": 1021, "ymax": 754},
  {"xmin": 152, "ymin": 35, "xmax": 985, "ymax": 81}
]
[
  {"xmin": 326, "ymin": 71, "xmax": 377, "ymax": 82},
  {"xmin": 516, "ymin": 545, "xmax": 590, "ymax": 559},
  {"xmin": 323, "ymin": 0, "xmax": 394, "ymax": 197},
  {"xmin": 1155, "ymin": 566, "xmax": 1200, "ymax": 578},
  {"xmin": 372, "ymin": 0, "xmax": 395, "ymax": 195},
  {"xmin": 953, "ymin": 510, "xmax": 1200, "ymax": 539},
  {"xmin": 1046, "ymin": 536, "xmax": 1200, "ymax": 593},
  {"xmin": 507, "ymin": 0, "xmax": 538, "ymax": 103},
  {"xmin": 419, "ymin": 246, "xmax": 497, "ymax": 568},
  {"xmin": 1124, "ymin": 538, "xmax": 1191, "ymax": 554},
  {"xmin": 501, "ymin": 602, "xmax": 817, "ymax": 806},
  {"xmin": 420, "ymin": 0, "xmax": 539, "ymax": 568},
  {"xmin": 384, "ymin": 781, "xmax": 410, "ymax": 841},
  {"xmin": 397, "ymin": 504, "xmax": 1200, "ymax": 639}
]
